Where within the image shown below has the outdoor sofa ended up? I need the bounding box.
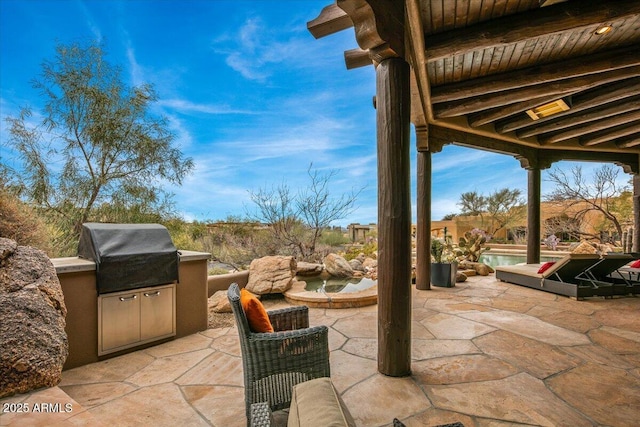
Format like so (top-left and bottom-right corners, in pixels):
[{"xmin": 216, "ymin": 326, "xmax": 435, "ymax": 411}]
[{"xmin": 495, "ymin": 252, "xmax": 640, "ymax": 298}]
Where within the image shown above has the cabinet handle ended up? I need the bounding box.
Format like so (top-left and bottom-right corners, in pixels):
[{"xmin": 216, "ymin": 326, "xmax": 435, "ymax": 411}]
[
  {"xmin": 119, "ymin": 295, "xmax": 137, "ymax": 302},
  {"xmin": 144, "ymin": 291, "xmax": 161, "ymax": 297}
]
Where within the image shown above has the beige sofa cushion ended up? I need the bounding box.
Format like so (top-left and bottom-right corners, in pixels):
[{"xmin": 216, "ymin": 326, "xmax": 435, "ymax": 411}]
[{"xmin": 288, "ymin": 377, "xmax": 356, "ymax": 427}]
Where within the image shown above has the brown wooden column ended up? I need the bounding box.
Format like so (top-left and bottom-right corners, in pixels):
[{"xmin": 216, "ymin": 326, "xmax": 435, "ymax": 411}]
[
  {"xmin": 527, "ymin": 167, "xmax": 541, "ymax": 264},
  {"xmin": 634, "ymin": 175, "xmax": 640, "ymax": 253},
  {"xmin": 415, "ymin": 126, "xmax": 431, "ymax": 290},
  {"xmin": 376, "ymin": 56, "xmax": 411, "ymax": 377}
]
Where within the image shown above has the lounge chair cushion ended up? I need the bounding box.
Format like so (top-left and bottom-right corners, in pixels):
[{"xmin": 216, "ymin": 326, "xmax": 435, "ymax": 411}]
[
  {"xmin": 537, "ymin": 261, "xmax": 556, "ymax": 274},
  {"xmin": 495, "ymin": 253, "xmax": 600, "ymax": 279},
  {"xmin": 240, "ymin": 288, "xmax": 274, "ymax": 333},
  {"xmin": 288, "ymin": 377, "xmax": 356, "ymax": 427}
]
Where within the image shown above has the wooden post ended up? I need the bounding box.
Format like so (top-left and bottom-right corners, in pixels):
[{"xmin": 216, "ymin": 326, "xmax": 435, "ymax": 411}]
[
  {"xmin": 376, "ymin": 57, "xmax": 411, "ymax": 377},
  {"xmin": 527, "ymin": 168, "xmax": 541, "ymax": 264},
  {"xmin": 415, "ymin": 126, "xmax": 431, "ymax": 290},
  {"xmin": 634, "ymin": 175, "xmax": 640, "ymax": 253}
]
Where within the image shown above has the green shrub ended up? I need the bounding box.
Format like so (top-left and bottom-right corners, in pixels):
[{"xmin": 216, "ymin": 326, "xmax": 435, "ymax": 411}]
[{"xmin": 0, "ymin": 188, "xmax": 51, "ymax": 254}]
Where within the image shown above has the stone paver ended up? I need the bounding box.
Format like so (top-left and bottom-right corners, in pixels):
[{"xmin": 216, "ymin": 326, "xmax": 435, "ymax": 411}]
[
  {"xmin": 547, "ymin": 362, "xmax": 640, "ymax": 426},
  {"xmin": 342, "ymin": 374, "xmax": 432, "ymax": 427},
  {"xmin": 412, "ymin": 354, "xmax": 519, "ymax": 385},
  {"xmin": 3, "ymin": 275, "xmax": 640, "ymax": 427},
  {"xmin": 474, "ymin": 330, "xmax": 579, "ymax": 379},
  {"xmin": 425, "ymin": 372, "xmax": 593, "ymax": 426},
  {"xmin": 421, "ymin": 313, "xmax": 496, "ymax": 339},
  {"xmin": 461, "ymin": 309, "xmax": 591, "ymax": 346},
  {"xmin": 85, "ymin": 383, "xmax": 210, "ymax": 427}
]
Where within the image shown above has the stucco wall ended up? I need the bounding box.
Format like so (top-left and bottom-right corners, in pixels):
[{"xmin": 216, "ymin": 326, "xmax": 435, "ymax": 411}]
[{"xmin": 53, "ymin": 251, "xmax": 210, "ymax": 370}]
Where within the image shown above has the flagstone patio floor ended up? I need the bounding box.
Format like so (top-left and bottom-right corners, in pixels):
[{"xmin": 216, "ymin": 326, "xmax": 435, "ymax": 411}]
[{"xmin": 2, "ymin": 275, "xmax": 640, "ymax": 426}]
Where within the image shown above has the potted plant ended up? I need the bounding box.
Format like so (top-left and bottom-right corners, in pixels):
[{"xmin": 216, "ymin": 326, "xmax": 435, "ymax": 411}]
[{"xmin": 430, "ymin": 229, "xmax": 459, "ymax": 287}]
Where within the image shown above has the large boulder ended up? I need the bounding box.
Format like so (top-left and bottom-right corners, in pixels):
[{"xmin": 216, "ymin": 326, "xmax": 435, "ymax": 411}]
[
  {"xmin": 0, "ymin": 238, "xmax": 68, "ymax": 398},
  {"xmin": 296, "ymin": 261, "xmax": 324, "ymax": 277},
  {"xmin": 208, "ymin": 290, "xmax": 231, "ymax": 313},
  {"xmin": 246, "ymin": 256, "xmax": 297, "ymax": 295},
  {"xmin": 324, "ymin": 253, "xmax": 354, "ymax": 278},
  {"xmin": 349, "ymin": 258, "xmax": 365, "ymax": 272}
]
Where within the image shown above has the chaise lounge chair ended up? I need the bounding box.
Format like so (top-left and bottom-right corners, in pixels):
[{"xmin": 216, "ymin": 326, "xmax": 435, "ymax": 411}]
[{"xmin": 495, "ymin": 253, "xmax": 640, "ymax": 298}]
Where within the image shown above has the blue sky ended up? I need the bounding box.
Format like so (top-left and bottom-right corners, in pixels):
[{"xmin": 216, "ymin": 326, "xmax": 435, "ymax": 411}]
[{"xmin": 0, "ymin": 0, "xmax": 627, "ymax": 226}]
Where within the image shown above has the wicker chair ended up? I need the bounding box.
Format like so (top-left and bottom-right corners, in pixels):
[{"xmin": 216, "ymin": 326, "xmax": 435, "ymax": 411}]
[{"xmin": 227, "ymin": 283, "xmax": 330, "ymax": 425}]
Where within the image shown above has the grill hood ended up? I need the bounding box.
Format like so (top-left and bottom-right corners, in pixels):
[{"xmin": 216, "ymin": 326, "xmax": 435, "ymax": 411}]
[{"xmin": 78, "ymin": 223, "xmax": 179, "ymax": 294}]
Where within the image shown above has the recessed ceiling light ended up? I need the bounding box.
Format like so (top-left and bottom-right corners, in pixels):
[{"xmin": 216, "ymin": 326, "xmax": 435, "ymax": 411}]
[
  {"xmin": 526, "ymin": 98, "xmax": 571, "ymax": 120},
  {"xmin": 594, "ymin": 25, "xmax": 612, "ymax": 35}
]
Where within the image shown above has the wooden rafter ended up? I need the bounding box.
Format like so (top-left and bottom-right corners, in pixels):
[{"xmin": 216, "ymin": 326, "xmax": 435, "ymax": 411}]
[
  {"xmin": 423, "ymin": 0, "xmax": 640, "ymax": 61},
  {"xmin": 540, "ymin": 110, "xmax": 640, "ymax": 145},
  {"xmin": 516, "ymin": 97, "xmax": 640, "ymax": 139},
  {"xmin": 616, "ymin": 134, "xmax": 640, "ymax": 148},
  {"xmin": 498, "ymin": 77, "xmax": 640, "ymax": 134},
  {"xmin": 580, "ymin": 121, "xmax": 640, "ymax": 146},
  {"xmin": 434, "ymin": 65, "xmax": 640, "ymax": 118},
  {"xmin": 430, "ymin": 45, "xmax": 640, "ymax": 103}
]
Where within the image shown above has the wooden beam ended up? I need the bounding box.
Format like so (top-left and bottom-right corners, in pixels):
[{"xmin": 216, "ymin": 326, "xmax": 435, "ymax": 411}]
[
  {"xmin": 527, "ymin": 168, "xmax": 541, "ymax": 264},
  {"xmin": 497, "ymin": 78, "xmax": 640, "ymax": 133},
  {"xmin": 345, "ymin": 48, "xmax": 372, "ymax": 69},
  {"xmin": 376, "ymin": 57, "xmax": 411, "ymax": 377},
  {"xmin": 634, "ymin": 176, "xmax": 640, "ymax": 252},
  {"xmin": 337, "ymin": 0, "xmax": 405, "ymax": 59},
  {"xmin": 579, "ymin": 121, "xmax": 640, "ymax": 146},
  {"xmin": 540, "ymin": 150, "xmax": 639, "ymax": 174},
  {"xmin": 428, "ymin": 125, "xmax": 540, "ymax": 164},
  {"xmin": 435, "ymin": 66, "xmax": 640, "ymax": 118},
  {"xmin": 616, "ymin": 133, "xmax": 640, "ymax": 148},
  {"xmin": 540, "ymin": 110, "xmax": 640, "ymax": 144},
  {"xmin": 424, "ymin": 0, "xmax": 640, "ymax": 61},
  {"xmin": 517, "ymin": 98, "xmax": 640, "ymax": 138},
  {"xmin": 428, "ymin": 124, "xmax": 639, "ymax": 172},
  {"xmin": 406, "ymin": 0, "xmax": 434, "ymax": 122},
  {"xmin": 430, "ymin": 46, "xmax": 640, "ymax": 103},
  {"xmin": 415, "ymin": 126, "xmax": 431, "ymax": 291},
  {"xmin": 307, "ymin": 4, "xmax": 353, "ymax": 39}
]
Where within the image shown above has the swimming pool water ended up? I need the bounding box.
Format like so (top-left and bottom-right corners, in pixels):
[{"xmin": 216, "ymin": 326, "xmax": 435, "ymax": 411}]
[{"xmin": 479, "ymin": 253, "xmax": 560, "ymax": 268}]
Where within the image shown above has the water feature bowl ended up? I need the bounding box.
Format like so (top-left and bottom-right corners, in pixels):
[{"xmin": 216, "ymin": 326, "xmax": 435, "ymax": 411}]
[{"xmin": 284, "ymin": 276, "xmax": 377, "ymax": 308}]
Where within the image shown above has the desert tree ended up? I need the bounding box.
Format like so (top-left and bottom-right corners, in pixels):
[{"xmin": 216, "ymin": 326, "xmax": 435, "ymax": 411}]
[
  {"xmin": 457, "ymin": 188, "xmax": 524, "ymax": 237},
  {"xmin": 544, "ymin": 164, "xmax": 631, "ymax": 244},
  {"xmin": 247, "ymin": 164, "xmax": 361, "ymax": 260},
  {"xmin": 3, "ymin": 41, "xmax": 193, "ymax": 254}
]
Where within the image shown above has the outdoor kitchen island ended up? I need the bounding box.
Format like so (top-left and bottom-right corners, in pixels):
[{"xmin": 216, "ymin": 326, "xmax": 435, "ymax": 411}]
[{"xmin": 52, "ymin": 249, "xmax": 210, "ymax": 370}]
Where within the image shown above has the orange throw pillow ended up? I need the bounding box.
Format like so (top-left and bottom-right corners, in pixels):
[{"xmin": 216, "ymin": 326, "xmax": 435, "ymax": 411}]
[
  {"xmin": 630, "ymin": 259, "xmax": 640, "ymax": 268},
  {"xmin": 537, "ymin": 261, "xmax": 555, "ymax": 274},
  {"xmin": 240, "ymin": 288, "xmax": 274, "ymax": 333}
]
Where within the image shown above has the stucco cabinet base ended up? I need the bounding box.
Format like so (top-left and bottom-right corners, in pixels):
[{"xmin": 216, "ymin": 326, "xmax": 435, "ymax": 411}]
[
  {"xmin": 98, "ymin": 283, "xmax": 176, "ymax": 356},
  {"xmin": 53, "ymin": 250, "xmax": 210, "ymax": 369}
]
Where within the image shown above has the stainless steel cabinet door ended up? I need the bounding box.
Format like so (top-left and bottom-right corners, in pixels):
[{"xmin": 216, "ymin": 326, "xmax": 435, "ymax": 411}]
[
  {"xmin": 140, "ymin": 286, "xmax": 175, "ymax": 341},
  {"xmin": 100, "ymin": 293, "xmax": 141, "ymax": 353}
]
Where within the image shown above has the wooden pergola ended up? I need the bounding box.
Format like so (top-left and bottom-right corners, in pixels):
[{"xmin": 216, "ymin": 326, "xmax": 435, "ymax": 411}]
[{"xmin": 308, "ymin": 0, "xmax": 640, "ymax": 377}]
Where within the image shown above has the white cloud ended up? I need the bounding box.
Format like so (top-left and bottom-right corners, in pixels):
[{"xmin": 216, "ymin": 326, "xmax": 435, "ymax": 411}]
[
  {"xmin": 125, "ymin": 44, "xmax": 144, "ymax": 87},
  {"xmin": 76, "ymin": 0, "xmax": 102, "ymax": 42},
  {"xmin": 157, "ymin": 99, "xmax": 258, "ymax": 115},
  {"xmin": 213, "ymin": 16, "xmax": 327, "ymax": 82}
]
